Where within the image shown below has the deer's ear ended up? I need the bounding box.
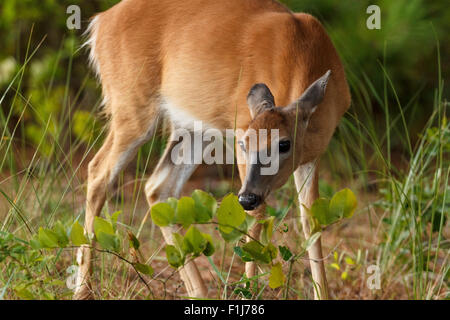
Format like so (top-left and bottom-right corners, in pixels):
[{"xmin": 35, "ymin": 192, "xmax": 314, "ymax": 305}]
[
  {"xmin": 247, "ymin": 83, "xmax": 275, "ymax": 118},
  {"xmin": 287, "ymin": 70, "xmax": 331, "ymax": 116}
]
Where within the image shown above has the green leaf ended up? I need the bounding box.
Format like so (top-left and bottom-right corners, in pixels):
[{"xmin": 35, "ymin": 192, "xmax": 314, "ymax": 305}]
[
  {"xmin": 175, "ymin": 197, "xmax": 196, "ymax": 228},
  {"xmin": 263, "ymin": 243, "xmax": 278, "ymax": 261},
  {"xmin": 181, "ymin": 236, "xmax": 193, "ymax": 254},
  {"xmin": 134, "ymin": 263, "xmax": 154, "ymax": 276},
  {"xmin": 234, "ymin": 286, "xmax": 252, "ymax": 299},
  {"xmin": 53, "ymin": 221, "xmax": 69, "ymax": 247},
  {"xmin": 278, "ymin": 246, "xmax": 293, "ymax": 261},
  {"xmin": 29, "ymin": 235, "xmax": 42, "ymax": 250},
  {"xmin": 217, "ymin": 193, "xmax": 246, "ymax": 234},
  {"xmin": 127, "ymin": 231, "xmax": 140, "ymax": 250},
  {"xmin": 201, "ymin": 233, "xmax": 215, "ymax": 256},
  {"xmin": 260, "ymin": 217, "xmax": 275, "ymax": 245},
  {"xmin": 49, "ymin": 279, "xmax": 65, "ymax": 287},
  {"xmin": 310, "ymin": 198, "xmax": 333, "ymax": 225},
  {"xmin": 110, "ymin": 210, "xmax": 122, "ymax": 223},
  {"xmin": 330, "ymin": 263, "xmax": 340, "ymax": 270},
  {"xmin": 329, "ymin": 188, "xmax": 357, "ymax": 219},
  {"xmin": 107, "ymin": 210, "xmax": 122, "ymax": 231},
  {"xmin": 266, "ymin": 206, "xmax": 278, "ymax": 217},
  {"xmin": 151, "ymin": 203, "xmax": 175, "ymax": 227},
  {"xmin": 183, "ymin": 226, "xmax": 207, "ymax": 256},
  {"xmin": 38, "ymin": 227, "xmax": 59, "ymax": 249},
  {"xmin": 269, "ymin": 262, "xmax": 285, "ymax": 289},
  {"xmin": 70, "ymin": 221, "xmax": 88, "ymax": 246},
  {"xmin": 165, "ymin": 245, "xmax": 184, "ymax": 268},
  {"xmin": 242, "ymin": 241, "xmax": 271, "ymax": 264},
  {"xmin": 167, "ymin": 197, "xmax": 178, "ymax": 211},
  {"xmin": 172, "ymin": 232, "xmax": 185, "ymax": 255},
  {"xmin": 219, "ymin": 227, "xmax": 242, "ymax": 242},
  {"xmin": 15, "ymin": 287, "xmax": 35, "ymax": 300},
  {"xmin": 345, "ymin": 257, "xmax": 355, "ymax": 265},
  {"xmin": 94, "ymin": 217, "xmax": 114, "ymax": 238},
  {"xmin": 234, "ymin": 246, "xmax": 254, "ymax": 262},
  {"xmin": 192, "ymin": 190, "xmax": 217, "ymax": 223},
  {"xmin": 302, "ymin": 232, "xmax": 322, "ymax": 251},
  {"xmin": 219, "ymin": 213, "xmax": 255, "ymax": 242},
  {"xmin": 245, "ymin": 214, "xmax": 256, "ymax": 230},
  {"xmin": 96, "ymin": 231, "xmax": 120, "ymax": 252},
  {"xmin": 42, "ymin": 292, "xmax": 56, "ymax": 300}
]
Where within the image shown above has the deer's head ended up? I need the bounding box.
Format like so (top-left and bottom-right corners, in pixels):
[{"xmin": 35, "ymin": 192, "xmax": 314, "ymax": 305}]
[{"xmin": 237, "ymin": 70, "xmax": 331, "ymax": 210}]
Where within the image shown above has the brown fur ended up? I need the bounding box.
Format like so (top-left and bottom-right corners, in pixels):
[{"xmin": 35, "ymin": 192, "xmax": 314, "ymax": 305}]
[{"xmin": 91, "ymin": 0, "xmax": 350, "ymax": 159}]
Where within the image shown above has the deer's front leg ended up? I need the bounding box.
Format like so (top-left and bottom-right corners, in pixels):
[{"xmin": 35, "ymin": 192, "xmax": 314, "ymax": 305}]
[
  {"xmin": 244, "ymin": 204, "xmax": 266, "ymax": 279},
  {"xmin": 294, "ymin": 160, "xmax": 329, "ymax": 300}
]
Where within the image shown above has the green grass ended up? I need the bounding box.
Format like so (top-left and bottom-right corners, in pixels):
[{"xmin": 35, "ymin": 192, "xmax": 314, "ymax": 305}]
[{"xmin": 318, "ymin": 35, "xmax": 449, "ymax": 299}]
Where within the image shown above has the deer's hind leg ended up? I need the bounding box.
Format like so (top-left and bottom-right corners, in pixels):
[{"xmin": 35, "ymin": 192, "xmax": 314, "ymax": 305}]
[{"xmin": 74, "ymin": 99, "xmax": 161, "ymax": 300}]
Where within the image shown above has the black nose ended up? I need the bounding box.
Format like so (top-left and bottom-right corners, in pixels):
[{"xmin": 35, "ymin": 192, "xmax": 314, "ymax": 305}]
[{"xmin": 238, "ymin": 193, "xmax": 262, "ymax": 211}]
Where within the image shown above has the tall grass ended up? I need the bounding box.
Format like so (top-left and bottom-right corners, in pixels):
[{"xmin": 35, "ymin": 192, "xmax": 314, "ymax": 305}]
[{"xmin": 323, "ymin": 35, "xmax": 448, "ymax": 299}]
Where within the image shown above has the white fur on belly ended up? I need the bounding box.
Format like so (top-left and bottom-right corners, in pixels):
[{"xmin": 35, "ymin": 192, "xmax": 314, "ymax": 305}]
[{"xmin": 161, "ymin": 97, "xmax": 215, "ymax": 131}]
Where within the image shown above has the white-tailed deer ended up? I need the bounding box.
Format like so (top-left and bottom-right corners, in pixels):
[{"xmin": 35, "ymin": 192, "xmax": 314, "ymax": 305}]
[{"xmin": 74, "ymin": 0, "xmax": 351, "ymax": 300}]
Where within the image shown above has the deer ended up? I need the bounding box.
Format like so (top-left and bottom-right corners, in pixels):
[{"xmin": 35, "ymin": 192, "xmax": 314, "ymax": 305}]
[{"xmin": 74, "ymin": 0, "xmax": 351, "ymax": 300}]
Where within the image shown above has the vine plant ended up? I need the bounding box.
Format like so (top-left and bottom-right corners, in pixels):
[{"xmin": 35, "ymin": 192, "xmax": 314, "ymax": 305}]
[{"xmin": 4, "ymin": 188, "xmax": 356, "ymax": 299}]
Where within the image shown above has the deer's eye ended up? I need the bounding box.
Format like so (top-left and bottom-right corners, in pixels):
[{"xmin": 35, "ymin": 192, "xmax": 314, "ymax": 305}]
[
  {"xmin": 238, "ymin": 141, "xmax": 246, "ymax": 152},
  {"xmin": 279, "ymin": 140, "xmax": 291, "ymax": 153}
]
